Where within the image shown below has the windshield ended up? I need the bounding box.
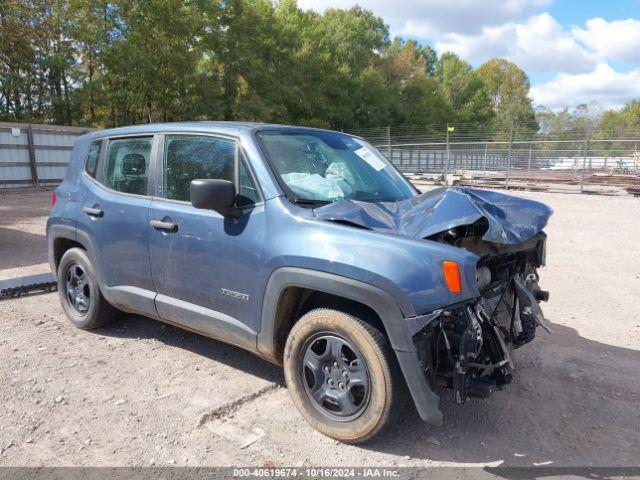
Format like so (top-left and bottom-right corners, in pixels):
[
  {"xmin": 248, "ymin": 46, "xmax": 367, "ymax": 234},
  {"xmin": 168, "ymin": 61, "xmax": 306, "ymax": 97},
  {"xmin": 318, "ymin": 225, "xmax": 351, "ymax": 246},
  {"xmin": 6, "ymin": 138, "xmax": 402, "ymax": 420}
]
[{"xmin": 256, "ymin": 130, "xmax": 417, "ymax": 204}]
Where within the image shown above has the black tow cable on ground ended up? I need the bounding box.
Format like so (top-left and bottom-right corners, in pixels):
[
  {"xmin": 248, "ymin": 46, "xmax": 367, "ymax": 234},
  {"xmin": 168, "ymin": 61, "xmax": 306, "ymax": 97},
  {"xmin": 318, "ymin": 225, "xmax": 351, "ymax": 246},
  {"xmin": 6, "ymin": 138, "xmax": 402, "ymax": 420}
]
[{"xmin": 0, "ymin": 272, "xmax": 56, "ymax": 300}]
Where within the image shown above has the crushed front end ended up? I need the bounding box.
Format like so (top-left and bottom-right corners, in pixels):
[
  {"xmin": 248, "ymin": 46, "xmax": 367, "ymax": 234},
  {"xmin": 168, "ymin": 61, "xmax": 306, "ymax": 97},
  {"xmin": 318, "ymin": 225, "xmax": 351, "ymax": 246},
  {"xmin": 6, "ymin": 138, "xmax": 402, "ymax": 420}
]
[
  {"xmin": 415, "ymin": 223, "xmax": 550, "ymax": 406},
  {"xmin": 314, "ymin": 186, "xmax": 553, "ymax": 420}
]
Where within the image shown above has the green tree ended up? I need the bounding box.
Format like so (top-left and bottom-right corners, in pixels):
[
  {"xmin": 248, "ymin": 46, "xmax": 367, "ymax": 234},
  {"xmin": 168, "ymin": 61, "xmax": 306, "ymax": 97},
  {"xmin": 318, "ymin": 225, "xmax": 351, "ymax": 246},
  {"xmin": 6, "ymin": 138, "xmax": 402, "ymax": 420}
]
[
  {"xmin": 593, "ymin": 100, "xmax": 640, "ymax": 156},
  {"xmin": 0, "ymin": 0, "xmax": 37, "ymax": 120},
  {"xmin": 399, "ymin": 72, "xmax": 449, "ymax": 125},
  {"xmin": 379, "ymin": 38, "xmax": 435, "ymax": 86},
  {"xmin": 1, "ymin": 0, "xmax": 77, "ymax": 123},
  {"xmin": 3, "ymin": 0, "xmax": 600, "ymax": 135},
  {"xmin": 436, "ymin": 52, "xmax": 493, "ymax": 126},
  {"xmin": 476, "ymin": 58, "xmax": 537, "ymax": 135},
  {"xmin": 374, "ymin": 39, "xmax": 444, "ymax": 126}
]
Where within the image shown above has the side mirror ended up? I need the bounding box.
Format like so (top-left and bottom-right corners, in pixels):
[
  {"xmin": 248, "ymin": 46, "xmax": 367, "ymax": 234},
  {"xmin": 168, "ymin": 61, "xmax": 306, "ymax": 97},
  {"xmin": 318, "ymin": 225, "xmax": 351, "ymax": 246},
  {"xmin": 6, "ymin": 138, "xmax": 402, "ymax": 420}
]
[{"xmin": 190, "ymin": 179, "xmax": 236, "ymax": 215}]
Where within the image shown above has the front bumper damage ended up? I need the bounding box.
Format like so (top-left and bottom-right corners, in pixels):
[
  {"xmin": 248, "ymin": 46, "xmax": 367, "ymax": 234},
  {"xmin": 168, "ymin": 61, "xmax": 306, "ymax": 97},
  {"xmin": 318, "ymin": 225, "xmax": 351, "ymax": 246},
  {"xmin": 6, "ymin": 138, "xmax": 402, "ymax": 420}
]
[
  {"xmin": 396, "ymin": 235, "xmax": 550, "ymax": 426},
  {"xmin": 314, "ymin": 186, "xmax": 553, "ymax": 425},
  {"xmin": 397, "ymin": 269, "xmax": 550, "ymax": 426}
]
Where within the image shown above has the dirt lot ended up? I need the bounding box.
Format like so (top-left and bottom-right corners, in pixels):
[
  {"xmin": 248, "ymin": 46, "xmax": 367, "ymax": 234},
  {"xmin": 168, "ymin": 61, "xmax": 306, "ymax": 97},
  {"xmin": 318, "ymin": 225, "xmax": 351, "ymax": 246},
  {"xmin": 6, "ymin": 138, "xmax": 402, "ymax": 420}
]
[{"xmin": 1, "ymin": 188, "xmax": 639, "ymax": 467}]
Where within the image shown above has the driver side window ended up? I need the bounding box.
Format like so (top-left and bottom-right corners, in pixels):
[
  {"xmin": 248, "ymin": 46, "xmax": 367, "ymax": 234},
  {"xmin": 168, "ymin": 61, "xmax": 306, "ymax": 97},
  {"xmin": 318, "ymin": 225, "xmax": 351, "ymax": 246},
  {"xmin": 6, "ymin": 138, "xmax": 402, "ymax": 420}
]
[
  {"xmin": 164, "ymin": 135, "xmax": 235, "ymax": 202},
  {"xmin": 163, "ymin": 134, "xmax": 260, "ymax": 206}
]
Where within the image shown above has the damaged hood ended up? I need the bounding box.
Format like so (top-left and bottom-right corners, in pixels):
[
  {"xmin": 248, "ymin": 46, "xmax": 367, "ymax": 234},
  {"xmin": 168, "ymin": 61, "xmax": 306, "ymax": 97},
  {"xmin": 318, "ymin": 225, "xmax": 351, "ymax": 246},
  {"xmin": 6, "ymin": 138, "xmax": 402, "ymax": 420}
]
[{"xmin": 313, "ymin": 187, "xmax": 552, "ymax": 245}]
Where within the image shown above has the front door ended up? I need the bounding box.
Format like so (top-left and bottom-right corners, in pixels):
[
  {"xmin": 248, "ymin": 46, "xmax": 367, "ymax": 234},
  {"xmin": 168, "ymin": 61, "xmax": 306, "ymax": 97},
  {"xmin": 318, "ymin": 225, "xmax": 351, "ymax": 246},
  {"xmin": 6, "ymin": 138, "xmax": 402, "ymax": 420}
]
[{"xmin": 147, "ymin": 133, "xmax": 265, "ymax": 350}]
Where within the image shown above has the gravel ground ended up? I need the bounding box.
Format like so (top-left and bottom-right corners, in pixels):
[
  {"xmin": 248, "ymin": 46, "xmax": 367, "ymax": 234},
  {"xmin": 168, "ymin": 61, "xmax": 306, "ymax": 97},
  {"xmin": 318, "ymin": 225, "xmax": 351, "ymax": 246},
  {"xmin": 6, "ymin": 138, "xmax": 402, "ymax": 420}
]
[{"xmin": 0, "ymin": 188, "xmax": 639, "ymax": 467}]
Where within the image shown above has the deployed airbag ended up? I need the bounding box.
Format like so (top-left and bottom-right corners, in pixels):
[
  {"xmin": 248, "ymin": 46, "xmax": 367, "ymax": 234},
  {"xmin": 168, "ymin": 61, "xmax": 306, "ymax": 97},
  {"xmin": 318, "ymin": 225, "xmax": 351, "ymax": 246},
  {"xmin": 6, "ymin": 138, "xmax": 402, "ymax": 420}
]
[
  {"xmin": 313, "ymin": 186, "xmax": 552, "ymax": 244},
  {"xmin": 282, "ymin": 163, "xmax": 355, "ymax": 201}
]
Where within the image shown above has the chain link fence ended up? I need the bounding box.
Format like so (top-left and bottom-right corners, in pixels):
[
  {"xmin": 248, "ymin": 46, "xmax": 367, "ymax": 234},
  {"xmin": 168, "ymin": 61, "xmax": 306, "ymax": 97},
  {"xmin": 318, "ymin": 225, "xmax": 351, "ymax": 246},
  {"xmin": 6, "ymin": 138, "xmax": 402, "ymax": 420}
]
[
  {"xmin": 345, "ymin": 124, "xmax": 640, "ymax": 196},
  {"xmin": 2, "ymin": 121, "xmax": 640, "ymax": 195}
]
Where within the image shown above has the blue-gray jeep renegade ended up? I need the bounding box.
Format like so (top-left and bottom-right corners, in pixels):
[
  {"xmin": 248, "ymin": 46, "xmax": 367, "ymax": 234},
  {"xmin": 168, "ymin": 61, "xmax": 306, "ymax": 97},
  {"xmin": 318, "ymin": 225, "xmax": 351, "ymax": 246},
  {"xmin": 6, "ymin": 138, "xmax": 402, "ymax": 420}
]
[{"xmin": 47, "ymin": 122, "xmax": 552, "ymax": 443}]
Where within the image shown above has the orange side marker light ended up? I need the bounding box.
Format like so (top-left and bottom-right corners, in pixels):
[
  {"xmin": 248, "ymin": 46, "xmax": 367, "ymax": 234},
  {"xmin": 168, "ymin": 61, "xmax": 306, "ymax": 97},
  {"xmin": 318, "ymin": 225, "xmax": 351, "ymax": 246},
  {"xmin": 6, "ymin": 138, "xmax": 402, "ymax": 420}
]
[{"xmin": 443, "ymin": 260, "xmax": 461, "ymax": 294}]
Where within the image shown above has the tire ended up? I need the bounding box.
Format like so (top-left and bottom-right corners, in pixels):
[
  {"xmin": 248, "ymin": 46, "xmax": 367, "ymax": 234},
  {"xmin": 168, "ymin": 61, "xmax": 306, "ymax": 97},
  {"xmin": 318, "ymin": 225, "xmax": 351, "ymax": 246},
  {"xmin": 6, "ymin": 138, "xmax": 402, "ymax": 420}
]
[
  {"xmin": 57, "ymin": 247, "xmax": 117, "ymax": 330},
  {"xmin": 283, "ymin": 308, "xmax": 403, "ymax": 444}
]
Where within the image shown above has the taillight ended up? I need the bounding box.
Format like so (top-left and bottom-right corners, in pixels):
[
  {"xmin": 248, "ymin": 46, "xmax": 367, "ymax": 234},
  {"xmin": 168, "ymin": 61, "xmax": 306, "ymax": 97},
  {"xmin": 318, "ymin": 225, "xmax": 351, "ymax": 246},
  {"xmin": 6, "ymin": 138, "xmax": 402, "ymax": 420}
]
[
  {"xmin": 51, "ymin": 191, "xmax": 57, "ymax": 206},
  {"xmin": 443, "ymin": 260, "xmax": 461, "ymax": 294}
]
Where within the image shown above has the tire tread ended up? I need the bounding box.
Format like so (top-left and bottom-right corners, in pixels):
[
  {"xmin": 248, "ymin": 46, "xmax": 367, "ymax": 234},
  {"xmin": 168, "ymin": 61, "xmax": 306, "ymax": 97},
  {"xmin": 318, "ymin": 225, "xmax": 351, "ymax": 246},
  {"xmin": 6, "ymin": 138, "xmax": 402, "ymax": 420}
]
[
  {"xmin": 284, "ymin": 307, "xmax": 405, "ymax": 444},
  {"xmin": 58, "ymin": 247, "xmax": 117, "ymax": 330}
]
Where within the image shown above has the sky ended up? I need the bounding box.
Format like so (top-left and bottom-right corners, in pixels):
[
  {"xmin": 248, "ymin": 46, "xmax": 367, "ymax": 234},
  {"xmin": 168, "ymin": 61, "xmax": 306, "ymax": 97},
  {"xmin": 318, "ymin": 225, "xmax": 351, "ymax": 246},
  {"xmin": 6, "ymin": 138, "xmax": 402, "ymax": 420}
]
[{"xmin": 297, "ymin": 0, "xmax": 640, "ymax": 110}]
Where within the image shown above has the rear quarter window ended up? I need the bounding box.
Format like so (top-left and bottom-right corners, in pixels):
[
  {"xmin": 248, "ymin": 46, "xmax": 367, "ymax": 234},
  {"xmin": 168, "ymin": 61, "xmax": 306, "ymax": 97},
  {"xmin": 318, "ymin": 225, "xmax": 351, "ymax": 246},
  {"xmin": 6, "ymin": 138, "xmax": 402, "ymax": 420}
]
[{"xmin": 85, "ymin": 141, "xmax": 102, "ymax": 178}]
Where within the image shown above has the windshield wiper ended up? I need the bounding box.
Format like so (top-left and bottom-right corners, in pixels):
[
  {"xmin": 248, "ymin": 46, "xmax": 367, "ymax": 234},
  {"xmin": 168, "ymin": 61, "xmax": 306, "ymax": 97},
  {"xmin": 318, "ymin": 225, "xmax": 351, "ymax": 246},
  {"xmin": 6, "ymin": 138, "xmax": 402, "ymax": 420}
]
[{"xmin": 292, "ymin": 198, "xmax": 332, "ymax": 206}]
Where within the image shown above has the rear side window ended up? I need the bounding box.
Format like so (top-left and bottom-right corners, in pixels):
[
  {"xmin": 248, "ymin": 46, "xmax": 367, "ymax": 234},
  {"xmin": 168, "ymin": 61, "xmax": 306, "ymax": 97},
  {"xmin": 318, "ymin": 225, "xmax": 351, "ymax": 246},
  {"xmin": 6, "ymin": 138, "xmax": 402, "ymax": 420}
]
[
  {"xmin": 104, "ymin": 137, "xmax": 153, "ymax": 195},
  {"xmin": 85, "ymin": 141, "xmax": 101, "ymax": 178},
  {"xmin": 164, "ymin": 135, "xmax": 236, "ymax": 202}
]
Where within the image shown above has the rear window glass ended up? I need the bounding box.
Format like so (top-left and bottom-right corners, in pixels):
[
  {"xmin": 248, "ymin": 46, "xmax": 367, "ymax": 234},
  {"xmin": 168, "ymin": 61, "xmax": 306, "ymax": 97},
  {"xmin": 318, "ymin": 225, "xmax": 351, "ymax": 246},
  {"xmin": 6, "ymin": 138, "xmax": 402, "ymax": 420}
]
[
  {"xmin": 85, "ymin": 141, "xmax": 101, "ymax": 178},
  {"xmin": 104, "ymin": 137, "xmax": 153, "ymax": 195}
]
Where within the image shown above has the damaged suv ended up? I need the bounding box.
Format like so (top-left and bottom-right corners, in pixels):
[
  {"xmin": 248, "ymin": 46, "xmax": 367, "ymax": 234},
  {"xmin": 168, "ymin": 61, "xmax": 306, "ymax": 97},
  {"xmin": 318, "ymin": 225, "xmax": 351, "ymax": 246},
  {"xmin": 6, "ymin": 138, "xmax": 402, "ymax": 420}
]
[{"xmin": 47, "ymin": 123, "xmax": 552, "ymax": 443}]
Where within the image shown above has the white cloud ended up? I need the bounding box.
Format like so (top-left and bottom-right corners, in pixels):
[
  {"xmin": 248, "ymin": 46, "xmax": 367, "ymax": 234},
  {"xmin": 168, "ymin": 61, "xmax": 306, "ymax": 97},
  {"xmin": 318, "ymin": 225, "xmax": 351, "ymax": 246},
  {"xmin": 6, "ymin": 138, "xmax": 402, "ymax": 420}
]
[
  {"xmin": 297, "ymin": 1, "xmax": 638, "ymax": 73},
  {"xmin": 297, "ymin": 0, "xmax": 552, "ymax": 36},
  {"xmin": 296, "ymin": 0, "xmax": 640, "ymax": 108},
  {"xmin": 572, "ymin": 18, "xmax": 640, "ymax": 65},
  {"xmin": 530, "ymin": 63, "xmax": 640, "ymax": 109},
  {"xmin": 434, "ymin": 13, "xmax": 597, "ymax": 74}
]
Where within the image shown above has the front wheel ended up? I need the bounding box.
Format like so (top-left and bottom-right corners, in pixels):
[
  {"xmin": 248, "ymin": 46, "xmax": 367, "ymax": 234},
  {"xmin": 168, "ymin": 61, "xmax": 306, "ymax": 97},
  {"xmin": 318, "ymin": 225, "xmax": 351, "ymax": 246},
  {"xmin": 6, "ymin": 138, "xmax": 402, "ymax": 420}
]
[{"xmin": 283, "ymin": 308, "xmax": 404, "ymax": 443}]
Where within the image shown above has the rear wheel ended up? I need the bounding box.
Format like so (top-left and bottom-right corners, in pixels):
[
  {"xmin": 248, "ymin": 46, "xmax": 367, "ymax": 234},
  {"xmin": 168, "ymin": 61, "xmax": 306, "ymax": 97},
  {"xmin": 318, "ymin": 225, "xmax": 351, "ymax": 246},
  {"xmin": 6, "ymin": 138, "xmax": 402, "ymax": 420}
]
[
  {"xmin": 57, "ymin": 247, "xmax": 117, "ymax": 330},
  {"xmin": 283, "ymin": 308, "xmax": 403, "ymax": 443}
]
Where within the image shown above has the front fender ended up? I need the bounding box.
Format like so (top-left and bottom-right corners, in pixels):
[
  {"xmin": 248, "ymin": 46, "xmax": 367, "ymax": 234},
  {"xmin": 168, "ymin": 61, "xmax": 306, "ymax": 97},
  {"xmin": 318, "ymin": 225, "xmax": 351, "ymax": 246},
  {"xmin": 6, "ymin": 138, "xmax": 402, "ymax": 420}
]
[
  {"xmin": 257, "ymin": 266, "xmax": 443, "ymax": 426},
  {"xmin": 258, "ymin": 267, "xmax": 412, "ymax": 354},
  {"xmin": 264, "ymin": 199, "xmax": 481, "ymax": 317}
]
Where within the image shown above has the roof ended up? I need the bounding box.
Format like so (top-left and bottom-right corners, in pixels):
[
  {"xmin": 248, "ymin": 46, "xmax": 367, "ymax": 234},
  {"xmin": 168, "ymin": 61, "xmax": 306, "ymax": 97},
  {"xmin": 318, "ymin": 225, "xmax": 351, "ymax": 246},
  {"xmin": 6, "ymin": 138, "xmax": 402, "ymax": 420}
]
[{"xmin": 84, "ymin": 121, "xmax": 343, "ymax": 140}]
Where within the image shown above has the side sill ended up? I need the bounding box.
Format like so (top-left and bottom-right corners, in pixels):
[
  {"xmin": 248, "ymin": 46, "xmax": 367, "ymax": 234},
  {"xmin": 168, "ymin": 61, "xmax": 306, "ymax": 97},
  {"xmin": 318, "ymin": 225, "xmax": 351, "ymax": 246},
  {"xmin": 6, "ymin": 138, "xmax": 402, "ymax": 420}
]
[
  {"xmin": 102, "ymin": 286, "xmax": 266, "ymax": 361},
  {"xmin": 101, "ymin": 285, "xmax": 159, "ymax": 319},
  {"xmin": 155, "ymin": 294, "xmax": 257, "ymax": 352}
]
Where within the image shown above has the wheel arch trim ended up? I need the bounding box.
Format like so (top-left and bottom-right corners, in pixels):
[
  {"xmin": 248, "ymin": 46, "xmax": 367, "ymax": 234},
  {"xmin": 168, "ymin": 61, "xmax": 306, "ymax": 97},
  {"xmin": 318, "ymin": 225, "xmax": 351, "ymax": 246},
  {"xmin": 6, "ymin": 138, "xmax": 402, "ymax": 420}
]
[
  {"xmin": 47, "ymin": 224, "xmax": 106, "ymax": 288},
  {"xmin": 47, "ymin": 224, "xmax": 79, "ymax": 279},
  {"xmin": 257, "ymin": 267, "xmax": 409, "ymax": 357},
  {"xmin": 257, "ymin": 266, "xmax": 443, "ymax": 426}
]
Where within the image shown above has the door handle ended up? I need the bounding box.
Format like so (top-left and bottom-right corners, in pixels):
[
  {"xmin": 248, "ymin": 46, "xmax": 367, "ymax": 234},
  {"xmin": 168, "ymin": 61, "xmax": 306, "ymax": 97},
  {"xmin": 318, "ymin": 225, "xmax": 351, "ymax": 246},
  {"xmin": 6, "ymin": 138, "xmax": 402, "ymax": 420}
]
[
  {"xmin": 83, "ymin": 206, "xmax": 103, "ymax": 217},
  {"xmin": 150, "ymin": 220, "xmax": 178, "ymax": 232}
]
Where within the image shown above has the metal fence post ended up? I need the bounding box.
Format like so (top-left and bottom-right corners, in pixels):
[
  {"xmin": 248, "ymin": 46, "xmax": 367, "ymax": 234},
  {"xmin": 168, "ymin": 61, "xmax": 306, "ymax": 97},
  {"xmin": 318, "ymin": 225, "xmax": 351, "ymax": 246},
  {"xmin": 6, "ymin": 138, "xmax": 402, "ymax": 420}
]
[
  {"xmin": 505, "ymin": 121, "xmax": 514, "ymax": 189},
  {"xmin": 483, "ymin": 142, "xmax": 488, "ymax": 176},
  {"xmin": 386, "ymin": 126, "xmax": 391, "ymax": 159},
  {"xmin": 527, "ymin": 142, "xmax": 532, "ymax": 177},
  {"xmin": 26, "ymin": 124, "xmax": 39, "ymax": 187},
  {"xmin": 445, "ymin": 124, "xmax": 450, "ymax": 176},
  {"xmin": 580, "ymin": 127, "xmax": 589, "ymax": 193}
]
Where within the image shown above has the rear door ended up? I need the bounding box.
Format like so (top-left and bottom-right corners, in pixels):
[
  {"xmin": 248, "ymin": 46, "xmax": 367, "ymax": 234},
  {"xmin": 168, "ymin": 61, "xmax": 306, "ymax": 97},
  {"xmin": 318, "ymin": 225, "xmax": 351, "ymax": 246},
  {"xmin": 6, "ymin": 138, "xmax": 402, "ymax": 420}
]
[
  {"xmin": 76, "ymin": 135, "xmax": 158, "ymax": 316},
  {"xmin": 147, "ymin": 133, "xmax": 266, "ymax": 350}
]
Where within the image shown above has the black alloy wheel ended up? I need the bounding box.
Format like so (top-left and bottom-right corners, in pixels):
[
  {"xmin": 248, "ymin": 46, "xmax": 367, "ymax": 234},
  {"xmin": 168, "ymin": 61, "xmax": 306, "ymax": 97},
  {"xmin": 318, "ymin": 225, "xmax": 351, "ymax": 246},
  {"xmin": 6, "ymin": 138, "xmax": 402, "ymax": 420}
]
[
  {"xmin": 301, "ymin": 334, "xmax": 371, "ymax": 420},
  {"xmin": 64, "ymin": 263, "xmax": 91, "ymax": 315}
]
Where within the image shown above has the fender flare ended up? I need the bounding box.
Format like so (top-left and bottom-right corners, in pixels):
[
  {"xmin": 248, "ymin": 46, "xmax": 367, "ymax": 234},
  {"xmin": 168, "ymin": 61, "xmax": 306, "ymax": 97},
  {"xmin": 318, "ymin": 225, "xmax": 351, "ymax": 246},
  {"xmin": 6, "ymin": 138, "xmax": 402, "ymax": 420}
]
[
  {"xmin": 257, "ymin": 267, "xmax": 412, "ymax": 356},
  {"xmin": 257, "ymin": 266, "xmax": 443, "ymax": 426},
  {"xmin": 47, "ymin": 224, "xmax": 106, "ymax": 288},
  {"xmin": 46, "ymin": 224, "xmax": 78, "ymax": 279}
]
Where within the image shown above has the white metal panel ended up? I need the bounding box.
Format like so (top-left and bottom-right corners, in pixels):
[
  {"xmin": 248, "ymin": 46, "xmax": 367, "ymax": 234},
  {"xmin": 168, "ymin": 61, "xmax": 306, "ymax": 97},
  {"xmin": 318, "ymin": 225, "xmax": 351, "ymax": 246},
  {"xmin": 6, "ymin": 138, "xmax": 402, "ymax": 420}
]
[{"xmin": 0, "ymin": 122, "xmax": 94, "ymax": 188}]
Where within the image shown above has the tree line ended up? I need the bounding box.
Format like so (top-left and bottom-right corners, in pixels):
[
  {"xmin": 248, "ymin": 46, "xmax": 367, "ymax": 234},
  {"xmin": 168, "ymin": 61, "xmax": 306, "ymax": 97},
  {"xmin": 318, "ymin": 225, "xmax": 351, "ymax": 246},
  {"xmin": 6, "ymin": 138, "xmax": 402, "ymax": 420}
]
[
  {"xmin": 1, "ymin": 0, "xmax": 637, "ymax": 139},
  {"xmin": 0, "ymin": 0, "xmax": 539, "ymax": 131}
]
